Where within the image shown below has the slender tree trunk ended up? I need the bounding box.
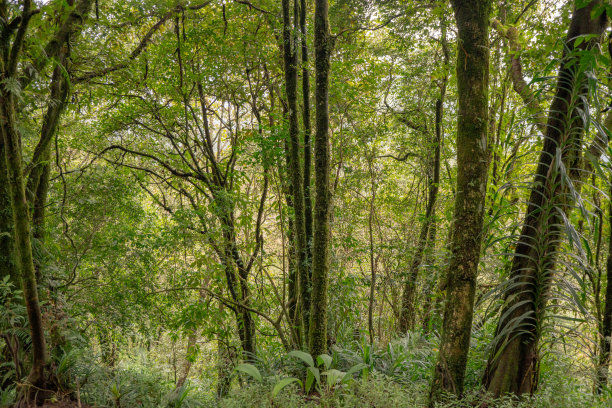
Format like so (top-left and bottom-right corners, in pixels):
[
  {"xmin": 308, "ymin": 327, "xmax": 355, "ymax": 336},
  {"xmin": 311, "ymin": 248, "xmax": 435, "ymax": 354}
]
[
  {"xmin": 429, "ymin": 0, "xmax": 491, "ymax": 404},
  {"xmin": 175, "ymin": 333, "xmax": 197, "ymax": 389},
  {"xmin": 483, "ymin": 2, "xmax": 608, "ymax": 396},
  {"xmin": 216, "ymin": 332, "xmax": 234, "ymax": 399},
  {"xmin": 308, "ymin": 0, "xmax": 331, "ymax": 357},
  {"xmin": 283, "ymin": 0, "xmax": 310, "ymax": 344},
  {"xmin": 420, "ymin": 212, "xmax": 438, "ymax": 333},
  {"xmin": 301, "ymin": 0, "xmax": 314, "ymax": 276},
  {"xmin": 367, "ymin": 161, "xmax": 376, "ymax": 343},
  {"xmin": 420, "ymin": 95, "xmax": 444, "ymax": 334},
  {"xmin": 30, "ymin": 52, "xmax": 69, "ymax": 282},
  {"xmin": 399, "ymin": 173, "xmax": 437, "ymax": 332},
  {"xmin": 420, "ymin": 17, "xmax": 448, "ymax": 334}
]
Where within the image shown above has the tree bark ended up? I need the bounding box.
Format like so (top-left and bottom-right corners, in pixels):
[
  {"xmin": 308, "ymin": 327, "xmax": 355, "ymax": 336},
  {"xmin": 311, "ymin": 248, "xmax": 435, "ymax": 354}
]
[
  {"xmin": 597, "ymin": 186, "xmax": 612, "ymax": 391},
  {"xmin": 2, "ymin": 83, "xmax": 49, "ymax": 405},
  {"xmin": 175, "ymin": 333, "xmax": 197, "ymax": 389},
  {"xmin": 308, "ymin": 0, "xmax": 331, "ymax": 358},
  {"xmin": 483, "ymin": 1, "xmax": 608, "ymax": 397},
  {"xmin": 0, "ymin": 139, "xmax": 16, "ymax": 285},
  {"xmin": 367, "ymin": 160, "xmax": 376, "ymax": 343},
  {"xmin": 301, "ymin": 0, "xmax": 314, "ymax": 279},
  {"xmin": 283, "ymin": 0, "xmax": 310, "ymax": 344},
  {"xmin": 429, "ymin": 0, "xmax": 491, "ymax": 404}
]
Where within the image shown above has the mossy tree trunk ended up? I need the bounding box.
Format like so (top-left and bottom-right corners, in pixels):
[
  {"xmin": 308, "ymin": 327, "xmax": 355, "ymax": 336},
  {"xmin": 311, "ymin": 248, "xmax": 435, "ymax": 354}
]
[
  {"xmin": 2, "ymin": 91, "xmax": 49, "ymax": 405},
  {"xmin": 308, "ymin": 0, "xmax": 332, "ymax": 358},
  {"xmin": 301, "ymin": 0, "xmax": 314, "ymax": 283},
  {"xmin": 1, "ymin": 1, "xmax": 47, "ymax": 401},
  {"xmin": 0, "ymin": 140, "xmax": 16, "ymax": 285},
  {"xmin": 282, "ymin": 0, "xmax": 310, "ymax": 345},
  {"xmin": 483, "ymin": 2, "xmax": 608, "ymax": 396},
  {"xmin": 598, "ymin": 187, "xmax": 612, "ymax": 391},
  {"xmin": 429, "ymin": 0, "xmax": 491, "ymax": 404},
  {"xmin": 0, "ymin": 1, "xmax": 92, "ymax": 403}
]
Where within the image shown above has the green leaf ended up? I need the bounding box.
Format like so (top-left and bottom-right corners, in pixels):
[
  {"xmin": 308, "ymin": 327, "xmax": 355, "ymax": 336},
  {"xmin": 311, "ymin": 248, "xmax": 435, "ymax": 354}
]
[
  {"xmin": 343, "ymin": 363, "xmax": 368, "ymax": 383},
  {"xmin": 234, "ymin": 363, "xmax": 262, "ymax": 382},
  {"xmin": 272, "ymin": 377, "xmax": 302, "ymax": 398},
  {"xmin": 1, "ymin": 78, "xmax": 21, "ymax": 97},
  {"xmin": 306, "ymin": 366, "xmax": 320, "ymax": 393},
  {"xmin": 322, "ymin": 369, "xmax": 345, "ymax": 387},
  {"xmin": 316, "ymin": 354, "xmax": 332, "ymax": 369},
  {"xmin": 288, "ymin": 350, "xmax": 314, "ymax": 367}
]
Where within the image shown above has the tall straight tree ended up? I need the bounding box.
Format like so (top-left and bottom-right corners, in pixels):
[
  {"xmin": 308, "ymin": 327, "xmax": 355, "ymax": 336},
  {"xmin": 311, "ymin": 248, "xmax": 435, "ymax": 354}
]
[
  {"xmin": 483, "ymin": 1, "xmax": 608, "ymax": 396},
  {"xmin": 429, "ymin": 0, "xmax": 491, "ymax": 404},
  {"xmin": 308, "ymin": 0, "xmax": 331, "ymax": 357},
  {"xmin": 282, "ymin": 0, "xmax": 310, "ymax": 343},
  {"xmin": 301, "ymin": 0, "xmax": 314, "ymax": 285}
]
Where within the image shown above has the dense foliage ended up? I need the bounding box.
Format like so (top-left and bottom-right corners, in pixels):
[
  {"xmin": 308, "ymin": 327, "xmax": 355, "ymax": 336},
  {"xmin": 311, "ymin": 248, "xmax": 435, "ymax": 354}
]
[{"xmin": 1, "ymin": 0, "xmax": 612, "ymax": 407}]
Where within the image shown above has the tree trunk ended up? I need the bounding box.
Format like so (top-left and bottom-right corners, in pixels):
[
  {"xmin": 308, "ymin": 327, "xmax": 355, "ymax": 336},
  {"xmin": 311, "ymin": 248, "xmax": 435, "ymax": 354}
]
[
  {"xmin": 216, "ymin": 333, "xmax": 234, "ymax": 399},
  {"xmin": 29, "ymin": 51, "xmax": 69, "ymax": 282},
  {"xmin": 399, "ymin": 173, "xmax": 437, "ymax": 332},
  {"xmin": 597, "ymin": 187, "xmax": 612, "ymax": 391},
  {"xmin": 420, "ymin": 17, "xmax": 449, "ymax": 335},
  {"xmin": 367, "ymin": 161, "xmax": 376, "ymax": 343},
  {"xmin": 483, "ymin": 1, "xmax": 608, "ymax": 397},
  {"xmin": 283, "ymin": 0, "xmax": 310, "ymax": 344},
  {"xmin": 176, "ymin": 333, "xmax": 197, "ymax": 389},
  {"xmin": 1, "ymin": 93, "xmax": 49, "ymax": 404},
  {"xmin": 420, "ymin": 95, "xmax": 444, "ymax": 334},
  {"xmin": 308, "ymin": 0, "xmax": 331, "ymax": 358},
  {"xmin": 429, "ymin": 0, "xmax": 491, "ymax": 404},
  {"xmin": 301, "ymin": 0, "xmax": 314, "ymax": 280},
  {"xmin": 0, "ymin": 139, "xmax": 16, "ymax": 285}
]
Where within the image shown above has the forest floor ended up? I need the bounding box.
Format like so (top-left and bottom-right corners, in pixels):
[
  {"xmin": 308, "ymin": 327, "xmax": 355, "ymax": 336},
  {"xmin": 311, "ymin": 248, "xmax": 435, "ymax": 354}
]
[{"xmin": 40, "ymin": 400, "xmax": 92, "ymax": 408}]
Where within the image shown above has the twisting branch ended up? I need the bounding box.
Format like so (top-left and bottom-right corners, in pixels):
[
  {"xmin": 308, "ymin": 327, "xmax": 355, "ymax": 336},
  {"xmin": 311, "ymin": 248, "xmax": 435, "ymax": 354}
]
[
  {"xmin": 21, "ymin": 0, "xmax": 92, "ymax": 89},
  {"xmin": 74, "ymin": 2, "xmax": 212, "ymax": 83},
  {"xmin": 98, "ymin": 144, "xmax": 199, "ymax": 180},
  {"xmin": 376, "ymin": 152, "xmax": 421, "ymax": 161}
]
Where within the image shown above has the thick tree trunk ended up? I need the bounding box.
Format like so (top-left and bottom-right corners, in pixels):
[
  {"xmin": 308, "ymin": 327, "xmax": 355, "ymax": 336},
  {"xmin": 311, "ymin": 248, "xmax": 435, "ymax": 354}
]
[
  {"xmin": 283, "ymin": 0, "xmax": 310, "ymax": 344},
  {"xmin": 597, "ymin": 189, "xmax": 612, "ymax": 391},
  {"xmin": 429, "ymin": 0, "xmax": 491, "ymax": 404},
  {"xmin": 483, "ymin": 2, "xmax": 608, "ymax": 397},
  {"xmin": 1, "ymin": 95, "xmax": 49, "ymax": 404},
  {"xmin": 308, "ymin": 0, "xmax": 331, "ymax": 358},
  {"xmin": 0, "ymin": 140, "xmax": 16, "ymax": 285}
]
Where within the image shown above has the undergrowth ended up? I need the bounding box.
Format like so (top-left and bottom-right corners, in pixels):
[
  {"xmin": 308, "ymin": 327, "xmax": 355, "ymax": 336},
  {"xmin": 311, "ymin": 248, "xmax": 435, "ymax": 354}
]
[{"xmin": 2, "ymin": 331, "xmax": 611, "ymax": 407}]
